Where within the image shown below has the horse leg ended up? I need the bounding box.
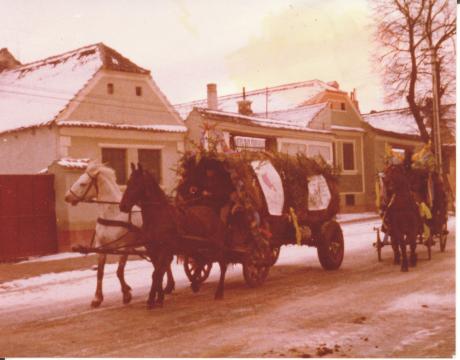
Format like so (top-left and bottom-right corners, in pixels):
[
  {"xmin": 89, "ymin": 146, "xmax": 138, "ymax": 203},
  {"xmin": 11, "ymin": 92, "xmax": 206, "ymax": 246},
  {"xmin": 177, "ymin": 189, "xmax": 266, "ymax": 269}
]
[
  {"xmin": 214, "ymin": 260, "xmax": 228, "ymax": 300},
  {"xmin": 116, "ymin": 254, "xmax": 132, "ymax": 304},
  {"xmin": 156, "ymin": 253, "xmax": 173, "ymax": 307},
  {"xmin": 190, "ymin": 260, "xmax": 203, "ymax": 293},
  {"xmin": 400, "ymin": 236, "xmax": 408, "ymax": 272},
  {"xmin": 91, "ymin": 254, "xmax": 106, "ymax": 307},
  {"xmin": 163, "ymin": 265, "xmax": 175, "ymax": 294},
  {"xmin": 391, "ymin": 237, "xmax": 400, "ymax": 265},
  {"xmin": 409, "ymin": 232, "xmax": 417, "ymax": 267},
  {"xmin": 147, "ymin": 267, "xmax": 157, "ymax": 309}
]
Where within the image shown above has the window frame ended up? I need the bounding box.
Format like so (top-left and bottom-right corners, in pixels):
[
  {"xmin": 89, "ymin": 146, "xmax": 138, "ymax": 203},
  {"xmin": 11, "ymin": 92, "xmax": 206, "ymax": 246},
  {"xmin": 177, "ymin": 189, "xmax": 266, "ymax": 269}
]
[
  {"xmin": 137, "ymin": 148, "xmax": 162, "ymax": 184},
  {"xmin": 107, "ymin": 83, "xmax": 114, "ymax": 95},
  {"xmin": 101, "ymin": 147, "xmax": 127, "ymax": 185},
  {"xmin": 338, "ymin": 140, "xmax": 357, "ymax": 174}
]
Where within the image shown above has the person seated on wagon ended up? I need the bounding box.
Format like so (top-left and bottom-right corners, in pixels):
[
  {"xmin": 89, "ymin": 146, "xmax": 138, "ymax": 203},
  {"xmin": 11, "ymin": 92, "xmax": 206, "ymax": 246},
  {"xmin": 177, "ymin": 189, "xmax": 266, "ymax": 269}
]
[{"xmin": 188, "ymin": 159, "xmax": 235, "ymax": 223}]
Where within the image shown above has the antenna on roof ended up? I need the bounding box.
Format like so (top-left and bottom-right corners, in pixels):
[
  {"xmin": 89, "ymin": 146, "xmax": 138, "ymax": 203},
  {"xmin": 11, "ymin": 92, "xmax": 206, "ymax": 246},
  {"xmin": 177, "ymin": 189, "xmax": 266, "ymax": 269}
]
[{"xmin": 242, "ymin": 86, "xmax": 246, "ymax": 100}]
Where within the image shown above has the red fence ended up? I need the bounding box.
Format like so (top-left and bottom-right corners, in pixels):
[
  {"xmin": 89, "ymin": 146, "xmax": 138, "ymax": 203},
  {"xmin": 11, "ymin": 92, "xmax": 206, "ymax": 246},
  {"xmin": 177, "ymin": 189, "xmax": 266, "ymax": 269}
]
[{"xmin": 0, "ymin": 175, "xmax": 57, "ymax": 261}]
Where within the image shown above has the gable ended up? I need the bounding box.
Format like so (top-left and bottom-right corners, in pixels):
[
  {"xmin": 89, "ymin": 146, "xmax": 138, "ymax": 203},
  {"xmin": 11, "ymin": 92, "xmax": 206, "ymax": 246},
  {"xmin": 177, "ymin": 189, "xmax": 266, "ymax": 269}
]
[
  {"xmin": 59, "ymin": 70, "xmax": 184, "ymax": 127},
  {"xmin": 0, "ymin": 45, "xmax": 102, "ymax": 134}
]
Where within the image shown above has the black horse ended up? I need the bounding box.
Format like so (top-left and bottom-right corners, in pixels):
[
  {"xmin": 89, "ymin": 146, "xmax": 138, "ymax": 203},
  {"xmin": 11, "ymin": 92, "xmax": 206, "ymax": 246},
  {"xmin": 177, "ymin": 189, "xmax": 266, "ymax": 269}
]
[
  {"xmin": 381, "ymin": 164, "xmax": 420, "ymax": 272},
  {"xmin": 119, "ymin": 163, "xmax": 228, "ymax": 308}
]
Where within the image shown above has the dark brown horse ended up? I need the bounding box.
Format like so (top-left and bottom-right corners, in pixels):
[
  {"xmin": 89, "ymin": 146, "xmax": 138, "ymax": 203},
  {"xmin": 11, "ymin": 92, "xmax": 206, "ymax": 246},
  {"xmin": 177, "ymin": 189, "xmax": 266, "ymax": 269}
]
[
  {"xmin": 119, "ymin": 163, "xmax": 228, "ymax": 308},
  {"xmin": 381, "ymin": 164, "xmax": 420, "ymax": 271}
]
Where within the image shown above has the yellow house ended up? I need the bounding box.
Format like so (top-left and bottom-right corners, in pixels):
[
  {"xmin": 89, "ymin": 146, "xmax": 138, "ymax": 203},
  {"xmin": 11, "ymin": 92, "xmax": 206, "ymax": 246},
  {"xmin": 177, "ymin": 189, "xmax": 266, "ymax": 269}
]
[
  {"xmin": 175, "ymin": 81, "xmax": 369, "ymax": 212},
  {"xmin": 0, "ymin": 43, "xmax": 186, "ymax": 250}
]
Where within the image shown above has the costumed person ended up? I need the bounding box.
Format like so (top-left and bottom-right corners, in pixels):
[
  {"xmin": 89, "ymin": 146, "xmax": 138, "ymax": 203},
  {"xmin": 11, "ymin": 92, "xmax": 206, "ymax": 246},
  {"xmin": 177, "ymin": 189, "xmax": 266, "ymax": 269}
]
[{"xmin": 188, "ymin": 158, "xmax": 235, "ymax": 223}]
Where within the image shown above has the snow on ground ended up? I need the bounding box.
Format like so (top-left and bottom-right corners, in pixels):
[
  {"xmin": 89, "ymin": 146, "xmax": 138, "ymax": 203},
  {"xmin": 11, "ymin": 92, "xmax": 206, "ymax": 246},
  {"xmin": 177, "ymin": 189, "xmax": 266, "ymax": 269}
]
[
  {"xmin": 0, "ymin": 217, "xmax": 382, "ymax": 312},
  {"xmin": 17, "ymin": 252, "xmax": 85, "ymax": 264}
]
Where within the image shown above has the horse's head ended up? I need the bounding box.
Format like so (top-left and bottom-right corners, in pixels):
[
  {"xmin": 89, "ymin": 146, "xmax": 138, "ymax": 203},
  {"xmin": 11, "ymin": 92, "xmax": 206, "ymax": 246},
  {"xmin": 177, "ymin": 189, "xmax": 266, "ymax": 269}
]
[
  {"xmin": 120, "ymin": 163, "xmax": 144, "ymax": 213},
  {"xmin": 65, "ymin": 161, "xmax": 102, "ymax": 205},
  {"xmin": 383, "ymin": 164, "xmax": 406, "ymax": 194}
]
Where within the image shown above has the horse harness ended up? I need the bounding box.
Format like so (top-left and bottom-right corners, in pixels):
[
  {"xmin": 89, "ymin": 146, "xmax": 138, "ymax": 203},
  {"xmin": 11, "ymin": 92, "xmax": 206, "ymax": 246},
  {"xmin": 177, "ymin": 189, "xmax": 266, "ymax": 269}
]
[{"xmin": 69, "ymin": 171, "xmax": 99, "ymax": 203}]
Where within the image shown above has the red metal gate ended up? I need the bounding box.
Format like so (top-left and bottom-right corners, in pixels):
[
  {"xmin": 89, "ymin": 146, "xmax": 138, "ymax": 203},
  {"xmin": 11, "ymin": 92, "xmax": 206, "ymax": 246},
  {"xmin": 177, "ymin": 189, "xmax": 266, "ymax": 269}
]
[{"xmin": 0, "ymin": 174, "xmax": 57, "ymax": 261}]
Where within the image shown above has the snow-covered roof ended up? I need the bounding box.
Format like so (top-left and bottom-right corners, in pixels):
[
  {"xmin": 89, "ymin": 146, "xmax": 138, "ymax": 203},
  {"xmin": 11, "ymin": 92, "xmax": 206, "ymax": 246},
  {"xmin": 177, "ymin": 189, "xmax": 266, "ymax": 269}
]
[
  {"xmin": 331, "ymin": 125, "xmax": 365, "ymax": 133},
  {"xmin": 0, "ymin": 43, "xmax": 151, "ymax": 134},
  {"xmin": 59, "ymin": 121, "xmax": 187, "ymax": 133},
  {"xmin": 194, "ymin": 107, "xmax": 331, "ymax": 134},
  {"xmin": 265, "ymin": 102, "xmax": 329, "ymax": 127},
  {"xmin": 56, "ymin": 158, "xmax": 90, "ymax": 170},
  {"xmin": 362, "ymin": 108, "xmax": 421, "ymax": 136},
  {"xmin": 174, "ymin": 80, "xmax": 343, "ymax": 119},
  {"xmin": 362, "ymin": 104, "xmax": 455, "ymax": 144}
]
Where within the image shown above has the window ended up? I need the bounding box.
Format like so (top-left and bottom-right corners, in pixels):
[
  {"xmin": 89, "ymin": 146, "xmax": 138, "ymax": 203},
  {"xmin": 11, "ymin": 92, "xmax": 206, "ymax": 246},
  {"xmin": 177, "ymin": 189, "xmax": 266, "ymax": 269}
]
[
  {"xmin": 340, "ymin": 102, "xmax": 346, "ymax": 111},
  {"xmin": 280, "ymin": 142, "xmax": 307, "ymax": 156},
  {"xmin": 345, "ymin": 194, "xmax": 355, "ymax": 206},
  {"xmin": 101, "ymin": 148, "xmax": 126, "ymax": 184},
  {"xmin": 342, "ymin": 142, "xmax": 355, "ymax": 171},
  {"xmin": 308, "ymin": 144, "xmax": 332, "ymax": 163},
  {"xmin": 107, "ymin": 83, "xmax": 114, "ymax": 95},
  {"xmin": 138, "ymin": 149, "xmax": 162, "ymax": 183},
  {"xmin": 135, "ymin": 86, "xmax": 142, "ymax": 96}
]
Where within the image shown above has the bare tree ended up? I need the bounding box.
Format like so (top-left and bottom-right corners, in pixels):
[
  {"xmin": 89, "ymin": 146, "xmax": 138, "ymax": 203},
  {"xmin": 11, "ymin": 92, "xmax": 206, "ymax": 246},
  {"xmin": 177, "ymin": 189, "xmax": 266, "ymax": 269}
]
[{"xmin": 372, "ymin": 0, "xmax": 456, "ymax": 143}]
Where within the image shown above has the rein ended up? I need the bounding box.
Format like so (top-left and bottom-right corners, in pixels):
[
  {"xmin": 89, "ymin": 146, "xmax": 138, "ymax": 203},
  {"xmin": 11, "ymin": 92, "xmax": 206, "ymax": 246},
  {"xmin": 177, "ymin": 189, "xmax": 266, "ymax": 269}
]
[{"xmin": 69, "ymin": 172, "xmax": 99, "ymax": 202}]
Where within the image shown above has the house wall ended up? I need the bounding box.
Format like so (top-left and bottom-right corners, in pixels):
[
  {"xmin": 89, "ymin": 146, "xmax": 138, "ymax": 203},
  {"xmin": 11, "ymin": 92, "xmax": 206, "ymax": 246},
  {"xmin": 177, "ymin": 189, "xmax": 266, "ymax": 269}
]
[
  {"xmin": 63, "ymin": 70, "xmax": 183, "ymax": 126},
  {"xmin": 52, "ymin": 127, "xmax": 184, "ymax": 251},
  {"xmin": 0, "ymin": 126, "xmax": 59, "ymax": 174},
  {"xmin": 59, "ymin": 127, "xmax": 184, "ymax": 193},
  {"xmin": 185, "ymin": 110, "xmax": 334, "ymax": 150},
  {"xmin": 333, "ymin": 131, "xmax": 366, "ymax": 211}
]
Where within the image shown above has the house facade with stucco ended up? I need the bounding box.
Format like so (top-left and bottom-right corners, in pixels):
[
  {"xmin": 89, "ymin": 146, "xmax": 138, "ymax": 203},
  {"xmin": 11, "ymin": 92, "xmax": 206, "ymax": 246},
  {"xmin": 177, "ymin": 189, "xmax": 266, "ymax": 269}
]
[
  {"xmin": 0, "ymin": 43, "xmax": 186, "ymax": 250},
  {"xmin": 175, "ymin": 81, "xmax": 371, "ymax": 212}
]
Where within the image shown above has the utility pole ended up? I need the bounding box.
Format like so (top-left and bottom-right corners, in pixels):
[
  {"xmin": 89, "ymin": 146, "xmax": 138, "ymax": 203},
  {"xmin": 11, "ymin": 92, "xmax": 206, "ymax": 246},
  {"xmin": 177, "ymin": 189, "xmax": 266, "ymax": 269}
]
[{"xmin": 430, "ymin": 48, "xmax": 443, "ymax": 175}]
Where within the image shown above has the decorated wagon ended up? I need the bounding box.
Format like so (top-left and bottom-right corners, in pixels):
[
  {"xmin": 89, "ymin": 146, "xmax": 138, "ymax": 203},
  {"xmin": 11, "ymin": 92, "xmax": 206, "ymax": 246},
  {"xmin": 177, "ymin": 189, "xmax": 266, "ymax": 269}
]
[
  {"xmin": 374, "ymin": 144, "xmax": 449, "ymax": 262},
  {"xmin": 175, "ymin": 149, "xmax": 344, "ymax": 287}
]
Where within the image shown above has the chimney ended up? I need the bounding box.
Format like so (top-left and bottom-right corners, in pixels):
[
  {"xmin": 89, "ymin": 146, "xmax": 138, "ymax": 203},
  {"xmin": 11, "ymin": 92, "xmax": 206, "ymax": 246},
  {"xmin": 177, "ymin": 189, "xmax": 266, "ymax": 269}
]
[
  {"xmin": 0, "ymin": 48, "xmax": 21, "ymax": 72},
  {"xmin": 237, "ymin": 87, "xmax": 253, "ymax": 115},
  {"xmin": 350, "ymin": 88, "xmax": 360, "ymax": 112},
  {"xmin": 327, "ymin": 81, "xmax": 340, "ymax": 90},
  {"xmin": 207, "ymin": 83, "xmax": 218, "ymax": 110}
]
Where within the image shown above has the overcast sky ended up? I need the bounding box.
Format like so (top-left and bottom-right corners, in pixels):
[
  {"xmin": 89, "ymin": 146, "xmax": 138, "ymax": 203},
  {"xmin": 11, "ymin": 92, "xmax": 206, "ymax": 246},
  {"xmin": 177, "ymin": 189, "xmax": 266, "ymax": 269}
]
[{"xmin": 0, "ymin": 0, "xmax": 384, "ymax": 113}]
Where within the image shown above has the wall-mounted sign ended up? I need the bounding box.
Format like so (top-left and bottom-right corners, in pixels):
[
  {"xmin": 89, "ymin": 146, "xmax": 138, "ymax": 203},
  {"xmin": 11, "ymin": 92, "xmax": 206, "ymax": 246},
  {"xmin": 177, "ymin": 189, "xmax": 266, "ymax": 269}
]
[{"xmin": 234, "ymin": 136, "xmax": 266, "ymax": 151}]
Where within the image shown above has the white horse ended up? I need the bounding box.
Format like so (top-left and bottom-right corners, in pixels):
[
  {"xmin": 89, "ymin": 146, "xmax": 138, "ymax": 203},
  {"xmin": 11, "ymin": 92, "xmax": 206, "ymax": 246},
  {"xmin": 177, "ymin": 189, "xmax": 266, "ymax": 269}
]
[{"xmin": 64, "ymin": 162, "xmax": 175, "ymax": 307}]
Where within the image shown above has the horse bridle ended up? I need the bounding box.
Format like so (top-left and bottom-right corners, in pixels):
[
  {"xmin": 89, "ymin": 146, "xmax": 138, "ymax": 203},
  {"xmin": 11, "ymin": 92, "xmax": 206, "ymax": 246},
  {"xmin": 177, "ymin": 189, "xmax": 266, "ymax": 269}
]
[{"xmin": 69, "ymin": 172, "xmax": 99, "ymax": 203}]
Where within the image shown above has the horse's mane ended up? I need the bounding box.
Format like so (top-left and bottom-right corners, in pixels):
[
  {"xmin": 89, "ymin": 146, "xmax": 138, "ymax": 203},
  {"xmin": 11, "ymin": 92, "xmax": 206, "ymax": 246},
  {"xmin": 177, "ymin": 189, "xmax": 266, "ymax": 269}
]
[
  {"xmin": 143, "ymin": 170, "xmax": 169, "ymax": 204},
  {"xmin": 86, "ymin": 162, "xmax": 117, "ymax": 184}
]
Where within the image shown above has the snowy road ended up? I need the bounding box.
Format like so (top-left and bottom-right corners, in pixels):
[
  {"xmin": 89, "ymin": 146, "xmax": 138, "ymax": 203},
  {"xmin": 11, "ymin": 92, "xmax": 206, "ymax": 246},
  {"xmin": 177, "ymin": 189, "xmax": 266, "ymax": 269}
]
[{"xmin": 0, "ymin": 218, "xmax": 455, "ymax": 357}]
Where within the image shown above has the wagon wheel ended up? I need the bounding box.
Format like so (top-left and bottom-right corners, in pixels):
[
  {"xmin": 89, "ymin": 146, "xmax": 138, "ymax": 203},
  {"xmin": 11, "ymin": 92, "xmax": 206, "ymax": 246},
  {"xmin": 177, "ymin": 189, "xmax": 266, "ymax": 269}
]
[
  {"xmin": 183, "ymin": 256, "xmax": 212, "ymax": 284},
  {"xmin": 439, "ymin": 221, "xmax": 448, "ymax": 252},
  {"xmin": 269, "ymin": 246, "xmax": 281, "ymax": 266},
  {"xmin": 243, "ymin": 238, "xmax": 272, "ymax": 288},
  {"xmin": 317, "ymin": 220, "xmax": 344, "ymax": 270}
]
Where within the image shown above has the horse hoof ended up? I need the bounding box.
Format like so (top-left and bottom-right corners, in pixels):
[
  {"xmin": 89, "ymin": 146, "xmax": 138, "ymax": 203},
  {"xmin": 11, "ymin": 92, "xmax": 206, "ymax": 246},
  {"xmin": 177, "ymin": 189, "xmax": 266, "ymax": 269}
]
[
  {"xmin": 191, "ymin": 282, "xmax": 201, "ymax": 293},
  {"xmin": 123, "ymin": 291, "xmax": 132, "ymax": 304},
  {"xmin": 164, "ymin": 284, "xmax": 175, "ymax": 295},
  {"xmin": 147, "ymin": 301, "xmax": 155, "ymax": 309},
  {"xmin": 91, "ymin": 300, "xmax": 102, "ymax": 308}
]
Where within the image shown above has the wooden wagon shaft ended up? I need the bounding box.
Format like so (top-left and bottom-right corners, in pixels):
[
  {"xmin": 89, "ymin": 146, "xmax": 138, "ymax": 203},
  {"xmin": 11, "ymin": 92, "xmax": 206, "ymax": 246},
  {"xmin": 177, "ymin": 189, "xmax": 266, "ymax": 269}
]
[{"xmin": 72, "ymin": 245, "xmax": 148, "ymax": 257}]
